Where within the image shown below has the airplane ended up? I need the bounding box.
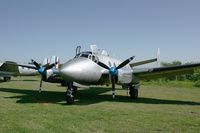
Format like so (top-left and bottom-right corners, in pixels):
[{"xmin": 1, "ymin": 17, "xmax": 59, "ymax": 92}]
[
  {"xmin": 19, "ymin": 45, "xmax": 200, "ymax": 104},
  {"xmin": 0, "ymin": 61, "xmax": 38, "ymax": 81}
]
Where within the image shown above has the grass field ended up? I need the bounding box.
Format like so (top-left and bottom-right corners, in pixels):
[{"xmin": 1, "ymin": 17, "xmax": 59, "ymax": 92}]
[{"xmin": 0, "ymin": 76, "xmax": 200, "ymax": 133}]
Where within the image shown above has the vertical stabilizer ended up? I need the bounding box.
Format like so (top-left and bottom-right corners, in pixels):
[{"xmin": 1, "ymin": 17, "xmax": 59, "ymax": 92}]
[
  {"xmin": 157, "ymin": 48, "xmax": 160, "ymax": 67},
  {"xmin": 42, "ymin": 58, "xmax": 50, "ymax": 66},
  {"xmin": 50, "ymin": 56, "xmax": 60, "ymax": 69},
  {"xmin": 90, "ymin": 45, "xmax": 98, "ymax": 54}
]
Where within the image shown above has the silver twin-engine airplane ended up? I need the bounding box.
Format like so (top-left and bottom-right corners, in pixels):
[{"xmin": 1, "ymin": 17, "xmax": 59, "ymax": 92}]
[{"xmin": 20, "ymin": 45, "xmax": 200, "ymax": 104}]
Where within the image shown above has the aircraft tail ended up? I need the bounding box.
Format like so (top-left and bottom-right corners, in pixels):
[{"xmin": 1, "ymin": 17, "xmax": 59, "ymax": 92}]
[
  {"xmin": 42, "ymin": 58, "xmax": 50, "ymax": 66},
  {"xmin": 157, "ymin": 48, "xmax": 160, "ymax": 67},
  {"xmin": 130, "ymin": 48, "xmax": 160, "ymax": 67}
]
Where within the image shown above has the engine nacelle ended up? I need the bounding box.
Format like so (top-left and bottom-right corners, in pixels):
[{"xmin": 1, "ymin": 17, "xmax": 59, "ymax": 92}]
[{"xmin": 117, "ymin": 69, "xmax": 133, "ymax": 84}]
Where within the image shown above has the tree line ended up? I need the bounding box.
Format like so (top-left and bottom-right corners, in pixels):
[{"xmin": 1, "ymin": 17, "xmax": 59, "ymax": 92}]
[
  {"xmin": 150, "ymin": 61, "xmax": 200, "ymax": 87},
  {"xmin": 160, "ymin": 61, "xmax": 200, "ymax": 82}
]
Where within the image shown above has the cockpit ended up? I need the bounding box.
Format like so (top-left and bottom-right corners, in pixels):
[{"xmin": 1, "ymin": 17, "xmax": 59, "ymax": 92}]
[
  {"xmin": 74, "ymin": 51, "xmax": 91, "ymax": 58},
  {"xmin": 74, "ymin": 51, "xmax": 99, "ymax": 63},
  {"xmin": 74, "ymin": 45, "xmax": 109, "ymax": 63}
]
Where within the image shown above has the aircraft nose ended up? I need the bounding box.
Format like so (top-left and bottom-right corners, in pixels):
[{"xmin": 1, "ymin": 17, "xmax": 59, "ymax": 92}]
[
  {"xmin": 60, "ymin": 59, "xmax": 82, "ymax": 81},
  {"xmin": 60, "ymin": 58, "xmax": 102, "ymax": 83}
]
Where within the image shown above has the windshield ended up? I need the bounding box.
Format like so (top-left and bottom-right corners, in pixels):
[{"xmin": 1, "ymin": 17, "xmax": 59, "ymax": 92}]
[{"xmin": 74, "ymin": 51, "xmax": 92, "ymax": 58}]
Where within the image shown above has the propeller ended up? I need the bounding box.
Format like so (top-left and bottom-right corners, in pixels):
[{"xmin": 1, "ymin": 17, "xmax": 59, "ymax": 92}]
[
  {"xmin": 31, "ymin": 59, "xmax": 56, "ymax": 92},
  {"xmin": 96, "ymin": 56, "xmax": 135, "ymax": 99}
]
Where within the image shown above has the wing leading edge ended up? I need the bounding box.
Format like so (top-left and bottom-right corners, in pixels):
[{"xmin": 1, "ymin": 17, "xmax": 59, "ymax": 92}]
[{"xmin": 132, "ymin": 63, "xmax": 200, "ymax": 80}]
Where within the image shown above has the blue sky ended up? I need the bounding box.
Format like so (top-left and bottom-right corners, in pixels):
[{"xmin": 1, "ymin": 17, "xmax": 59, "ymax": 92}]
[{"xmin": 0, "ymin": 0, "xmax": 200, "ymax": 64}]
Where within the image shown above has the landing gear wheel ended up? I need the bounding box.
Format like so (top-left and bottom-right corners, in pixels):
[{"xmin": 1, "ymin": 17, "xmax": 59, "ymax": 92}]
[
  {"xmin": 3, "ymin": 77, "xmax": 11, "ymax": 82},
  {"xmin": 65, "ymin": 82, "xmax": 76, "ymax": 104},
  {"xmin": 66, "ymin": 91, "xmax": 74, "ymax": 104},
  {"xmin": 129, "ymin": 86, "xmax": 138, "ymax": 99}
]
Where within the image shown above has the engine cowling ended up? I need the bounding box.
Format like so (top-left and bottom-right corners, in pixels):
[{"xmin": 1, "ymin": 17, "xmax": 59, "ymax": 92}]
[{"xmin": 117, "ymin": 69, "xmax": 133, "ymax": 84}]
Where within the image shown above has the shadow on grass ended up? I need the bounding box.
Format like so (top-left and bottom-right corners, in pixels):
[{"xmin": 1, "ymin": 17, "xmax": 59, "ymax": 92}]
[
  {"xmin": 0, "ymin": 87, "xmax": 200, "ymax": 106},
  {"xmin": 10, "ymin": 79, "xmax": 39, "ymax": 82},
  {"xmin": 0, "ymin": 79, "xmax": 38, "ymax": 83}
]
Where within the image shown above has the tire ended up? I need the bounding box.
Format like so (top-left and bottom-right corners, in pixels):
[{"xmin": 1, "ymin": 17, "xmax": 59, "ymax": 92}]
[
  {"xmin": 66, "ymin": 91, "xmax": 74, "ymax": 104},
  {"xmin": 3, "ymin": 77, "xmax": 11, "ymax": 82},
  {"xmin": 129, "ymin": 86, "xmax": 138, "ymax": 99}
]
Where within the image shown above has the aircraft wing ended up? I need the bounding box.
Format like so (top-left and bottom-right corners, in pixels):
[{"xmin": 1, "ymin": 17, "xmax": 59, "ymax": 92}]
[
  {"xmin": 132, "ymin": 63, "xmax": 200, "ymax": 80},
  {"xmin": 17, "ymin": 64, "xmax": 37, "ymax": 70}
]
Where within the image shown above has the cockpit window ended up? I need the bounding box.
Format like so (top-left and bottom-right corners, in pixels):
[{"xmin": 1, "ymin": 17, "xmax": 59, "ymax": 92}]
[
  {"xmin": 88, "ymin": 54, "xmax": 99, "ymax": 63},
  {"xmin": 74, "ymin": 52, "xmax": 99, "ymax": 62},
  {"xmin": 74, "ymin": 51, "xmax": 92, "ymax": 58},
  {"xmin": 81, "ymin": 54, "xmax": 89, "ymax": 58}
]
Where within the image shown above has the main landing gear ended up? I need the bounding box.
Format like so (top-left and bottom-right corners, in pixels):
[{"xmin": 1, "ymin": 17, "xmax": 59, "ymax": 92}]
[
  {"xmin": 65, "ymin": 82, "xmax": 77, "ymax": 104},
  {"xmin": 3, "ymin": 77, "xmax": 11, "ymax": 82},
  {"xmin": 129, "ymin": 84, "xmax": 139, "ymax": 99}
]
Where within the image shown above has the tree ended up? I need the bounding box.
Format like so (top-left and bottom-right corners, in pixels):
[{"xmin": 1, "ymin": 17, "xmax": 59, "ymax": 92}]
[{"xmin": 161, "ymin": 60, "xmax": 184, "ymax": 81}]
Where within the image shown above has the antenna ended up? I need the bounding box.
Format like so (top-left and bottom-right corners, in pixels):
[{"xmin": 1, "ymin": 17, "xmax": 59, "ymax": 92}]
[{"xmin": 157, "ymin": 48, "xmax": 160, "ymax": 67}]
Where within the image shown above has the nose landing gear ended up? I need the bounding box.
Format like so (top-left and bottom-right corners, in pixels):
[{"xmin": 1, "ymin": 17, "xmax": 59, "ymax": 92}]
[{"xmin": 66, "ymin": 82, "xmax": 77, "ymax": 104}]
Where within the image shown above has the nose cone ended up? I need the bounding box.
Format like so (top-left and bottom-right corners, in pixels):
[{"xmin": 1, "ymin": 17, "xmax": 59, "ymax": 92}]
[
  {"xmin": 60, "ymin": 59, "xmax": 82, "ymax": 81},
  {"xmin": 60, "ymin": 58, "xmax": 102, "ymax": 83}
]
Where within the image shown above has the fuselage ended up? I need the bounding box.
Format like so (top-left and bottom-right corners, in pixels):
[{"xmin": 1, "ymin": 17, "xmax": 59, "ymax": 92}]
[
  {"xmin": 60, "ymin": 51, "xmax": 132, "ymax": 85},
  {"xmin": 0, "ymin": 62, "xmax": 38, "ymax": 78},
  {"xmin": 18, "ymin": 66, "xmax": 38, "ymax": 76}
]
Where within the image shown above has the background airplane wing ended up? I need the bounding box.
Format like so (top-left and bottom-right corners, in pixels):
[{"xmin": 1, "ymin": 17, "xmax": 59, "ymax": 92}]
[
  {"xmin": 17, "ymin": 64, "xmax": 37, "ymax": 70},
  {"xmin": 0, "ymin": 61, "xmax": 20, "ymax": 76},
  {"xmin": 132, "ymin": 63, "xmax": 200, "ymax": 80}
]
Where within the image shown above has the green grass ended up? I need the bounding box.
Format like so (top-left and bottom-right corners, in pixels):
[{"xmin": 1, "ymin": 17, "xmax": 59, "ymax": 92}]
[
  {"xmin": 142, "ymin": 80, "xmax": 197, "ymax": 88},
  {"xmin": 1, "ymin": 77, "xmax": 200, "ymax": 133}
]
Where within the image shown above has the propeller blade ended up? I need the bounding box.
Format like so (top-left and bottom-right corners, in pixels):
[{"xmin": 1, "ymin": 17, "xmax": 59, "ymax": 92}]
[
  {"xmin": 39, "ymin": 77, "xmax": 42, "ymax": 93},
  {"xmin": 31, "ymin": 59, "xmax": 41, "ymax": 69},
  {"xmin": 116, "ymin": 56, "xmax": 135, "ymax": 69},
  {"xmin": 44, "ymin": 63, "xmax": 55, "ymax": 71},
  {"xmin": 97, "ymin": 61, "xmax": 110, "ymax": 70},
  {"xmin": 111, "ymin": 75, "xmax": 115, "ymax": 99}
]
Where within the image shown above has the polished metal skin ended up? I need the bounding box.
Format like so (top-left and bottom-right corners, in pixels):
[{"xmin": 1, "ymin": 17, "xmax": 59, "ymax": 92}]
[
  {"xmin": 10, "ymin": 45, "xmax": 200, "ymax": 104},
  {"xmin": 18, "ymin": 66, "xmax": 38, "ymax": 76}
]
